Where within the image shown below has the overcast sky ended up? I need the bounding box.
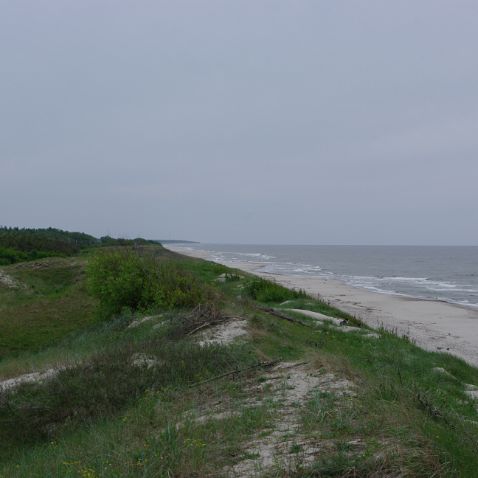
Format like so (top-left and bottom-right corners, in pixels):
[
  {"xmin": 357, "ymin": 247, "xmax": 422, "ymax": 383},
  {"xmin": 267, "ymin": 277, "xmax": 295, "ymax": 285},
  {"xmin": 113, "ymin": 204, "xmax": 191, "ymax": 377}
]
[{"xmin": 1, "ymin": 1, "xmax": 477, "ymax": 245}]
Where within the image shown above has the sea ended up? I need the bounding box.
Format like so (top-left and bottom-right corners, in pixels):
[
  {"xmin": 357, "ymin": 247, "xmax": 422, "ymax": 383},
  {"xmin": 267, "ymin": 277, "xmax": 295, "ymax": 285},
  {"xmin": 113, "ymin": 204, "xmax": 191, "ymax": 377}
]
[{"xmin": 179, "ymin": 244, "xmax": 478, "ymax": 309}]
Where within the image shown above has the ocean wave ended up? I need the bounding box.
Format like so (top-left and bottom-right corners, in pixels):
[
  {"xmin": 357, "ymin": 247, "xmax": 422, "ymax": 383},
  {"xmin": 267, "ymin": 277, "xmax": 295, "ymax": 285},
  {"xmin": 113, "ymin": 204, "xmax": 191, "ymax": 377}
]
[
  {"xmin": 190, "ymin": 245, "xmax": 478, "ymax": 310},
  {"xmin": 217, "ymin": 251, "xmax": 276, "ymax": 261},
  {"xmin": 449, "ymin": 300, "xmax": 478, "ymax": 309},
  {"xmin": 349, "ymin": 275, "xmax": 476, "ymax": 292},
  {"xmin": 260, "ymin": 262, "xmax": 323, "ymax": 275},
  {"xmin": 342, "ymin": 274, "xmax": 478, "ymax": 307}
]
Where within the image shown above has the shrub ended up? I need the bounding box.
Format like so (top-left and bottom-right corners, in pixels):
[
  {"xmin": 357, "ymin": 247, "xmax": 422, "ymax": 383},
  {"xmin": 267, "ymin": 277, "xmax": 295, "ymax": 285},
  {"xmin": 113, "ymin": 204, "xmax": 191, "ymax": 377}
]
[
  {"xmin": 243, "ymin": 278, "xmax": 307, "ymax": 303},
  {"xmin": 87, "ymin": 249, "xmax": 159, "ymax": 317},
  {"xmin": 0, "ymin": 246, "xmax": 57, "ymax": 265},
  {"xmin": 87, "ymin": 250, "xmax": 214, "ymax": 317},
  {"xmin": 155, "ymin": 263, "xmax": 212, "ymax": 310}
]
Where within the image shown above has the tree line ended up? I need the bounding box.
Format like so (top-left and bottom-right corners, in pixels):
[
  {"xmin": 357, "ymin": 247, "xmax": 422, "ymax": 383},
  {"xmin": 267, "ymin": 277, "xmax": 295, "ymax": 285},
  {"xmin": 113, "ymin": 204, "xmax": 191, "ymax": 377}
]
[{"xmin": 0, "ymin": 227, "xmax": 159, "ymax": 265}]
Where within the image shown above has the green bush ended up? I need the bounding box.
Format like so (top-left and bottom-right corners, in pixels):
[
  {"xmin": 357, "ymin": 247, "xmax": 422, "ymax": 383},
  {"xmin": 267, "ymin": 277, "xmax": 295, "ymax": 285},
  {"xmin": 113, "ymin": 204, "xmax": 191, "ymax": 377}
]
[
  {"xmin": 87, "ymin": 249, "xmax": 159, "ymax": 317},
  {"xmin": 87, "ymin": 249, "xmax": 213, "ymax": 317},
  {"xmin": 243, "ymin": 278, "xmax": 307, "ymax": 303},
  {"xmin": 155, "ymin": 263, "xmax": 212, "ymax": 309},
  {"xmin": 0, "ymin": 246, "xmax": 58, "ymax": 265}
]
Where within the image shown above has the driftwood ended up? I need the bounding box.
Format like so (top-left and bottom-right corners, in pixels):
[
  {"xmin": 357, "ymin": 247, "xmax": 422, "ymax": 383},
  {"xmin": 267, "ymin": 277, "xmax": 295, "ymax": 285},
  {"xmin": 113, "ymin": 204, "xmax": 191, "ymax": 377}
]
[
  {"xmin": 189, "ymin": 360, "xmax": 279, "ymax": 388},
  {"xmin": 254, "ymin": 306, "xmax": 315, "ymax": 329}
]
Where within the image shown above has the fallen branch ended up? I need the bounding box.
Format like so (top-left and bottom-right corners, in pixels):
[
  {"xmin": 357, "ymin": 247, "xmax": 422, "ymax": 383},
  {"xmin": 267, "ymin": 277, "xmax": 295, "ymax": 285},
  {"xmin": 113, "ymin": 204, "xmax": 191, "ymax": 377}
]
[
  {"xmin": 187, "ymin": 316, "xmax": 249, "ymax": 337},
  {"xmin": 186, "ymin": 322, "xmax": 212, "ymax": 336},
  {"xmin": 277, "ymin": 361, "xmax": 309, "ymax": 370},
  {"xmin": 189, "ymin": 360, "xmax": 279, "ymax": 388},
  {"xmin": 223, "ymin": 315, "xmax": 248, "ymax": 321}
]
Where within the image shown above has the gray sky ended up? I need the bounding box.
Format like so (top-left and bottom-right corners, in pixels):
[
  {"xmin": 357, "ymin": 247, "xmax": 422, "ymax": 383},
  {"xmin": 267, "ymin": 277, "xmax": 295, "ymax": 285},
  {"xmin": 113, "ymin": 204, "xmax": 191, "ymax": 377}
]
[{"xmin": 1, "ymin": 1, "xmax": 477, "ymax": 245}]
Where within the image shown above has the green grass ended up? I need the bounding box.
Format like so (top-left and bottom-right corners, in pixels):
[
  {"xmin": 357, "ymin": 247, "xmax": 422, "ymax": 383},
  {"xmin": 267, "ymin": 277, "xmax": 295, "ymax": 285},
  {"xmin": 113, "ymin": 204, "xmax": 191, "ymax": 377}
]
[
  {"xmin": 243, "ymin": 277, "xmax": 307, "ymax": 303},
  {"xmin": 0, "ymin": 258, "xmax": 98, "ymax": 359},
  {"xmin": 0, "ymin": 340, "xmax": 255, "ymax": 451},
  {"xmin": 0, "ymin": 384, "xmax": 276, "ymax": 478}
]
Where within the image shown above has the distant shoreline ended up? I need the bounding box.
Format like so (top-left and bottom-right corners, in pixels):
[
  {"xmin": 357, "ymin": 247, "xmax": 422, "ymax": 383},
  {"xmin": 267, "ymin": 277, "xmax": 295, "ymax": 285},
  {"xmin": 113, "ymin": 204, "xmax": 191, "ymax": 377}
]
[
  {"xmin": 157, "ymin": 240, "xmax": 199, "ymax": 244},
  {"xmin": 167, "ymin": 244, "xmax": 478, "ymax": 367}
]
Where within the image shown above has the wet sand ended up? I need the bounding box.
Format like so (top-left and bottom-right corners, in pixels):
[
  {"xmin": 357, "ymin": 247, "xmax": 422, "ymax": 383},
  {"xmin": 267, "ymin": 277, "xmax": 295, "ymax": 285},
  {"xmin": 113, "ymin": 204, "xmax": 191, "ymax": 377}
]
[{"xmin": 167, "ymin": 245, "xmax": 478, "ymax": 367}]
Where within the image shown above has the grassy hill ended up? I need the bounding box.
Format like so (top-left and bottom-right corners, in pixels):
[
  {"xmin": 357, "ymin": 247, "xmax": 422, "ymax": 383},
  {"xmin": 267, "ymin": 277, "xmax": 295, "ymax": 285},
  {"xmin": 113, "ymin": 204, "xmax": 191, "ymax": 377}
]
[{"xmin": 1, "ymin": 244, "xmax": 478, "ymax": 476}]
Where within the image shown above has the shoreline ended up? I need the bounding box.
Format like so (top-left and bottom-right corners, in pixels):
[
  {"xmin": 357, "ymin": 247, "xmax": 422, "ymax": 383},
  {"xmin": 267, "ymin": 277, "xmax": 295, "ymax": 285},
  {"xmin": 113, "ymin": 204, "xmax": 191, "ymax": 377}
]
[{"xmin": 168, "ymin": 245, "xmax": 478, "ymax": 367}]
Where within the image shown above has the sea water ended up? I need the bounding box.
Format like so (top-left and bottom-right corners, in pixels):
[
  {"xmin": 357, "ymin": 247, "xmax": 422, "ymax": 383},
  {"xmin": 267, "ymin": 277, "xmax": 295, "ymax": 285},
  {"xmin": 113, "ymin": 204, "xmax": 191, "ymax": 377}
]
[{"xmin": 180, "ymin": 244, "xmax": 478, "ymax": 309}]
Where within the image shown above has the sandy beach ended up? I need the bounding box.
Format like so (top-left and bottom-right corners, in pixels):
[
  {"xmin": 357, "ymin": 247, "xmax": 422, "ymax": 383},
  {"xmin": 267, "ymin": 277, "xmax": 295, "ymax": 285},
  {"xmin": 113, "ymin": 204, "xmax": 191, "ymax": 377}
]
[{"xmin": 168, "ymin": 245, "xmax": 478, "ymax": 367}]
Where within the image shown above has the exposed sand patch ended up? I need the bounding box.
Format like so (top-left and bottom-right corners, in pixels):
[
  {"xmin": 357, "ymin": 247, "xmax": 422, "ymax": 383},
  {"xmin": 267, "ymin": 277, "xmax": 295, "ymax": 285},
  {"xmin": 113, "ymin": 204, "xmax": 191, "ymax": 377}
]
[
  {"xmin": 127, "ymin": 314, "xmax": 162, "ymax": 329},
  {"xmin": 464, "ymin": 383, "xmax": 478, "ymax": 401},
  {"xmin": 180, "ymin": 406, "xmax": 241, "ymax": 429},
  {"xmin": 0, "ymin": 368, "xmax": 60, "ymax": 393},
  {"xmin": 197, "ymin": 319, "xmax": 248, "ymax": 346},
  {"xmin": 130, "ymin": 353, "xmax": 162, "ymax": 369},
  {"xmin": 177, "ymin": 360, "xmax": 356, "ymax": 475},
  {"xmin": 0, "ymin": 270, "xmax": 22, "ymax": 289},
  {"xmin": 225, "ymin": 361, "xmax": 355, "ymax": 477}
]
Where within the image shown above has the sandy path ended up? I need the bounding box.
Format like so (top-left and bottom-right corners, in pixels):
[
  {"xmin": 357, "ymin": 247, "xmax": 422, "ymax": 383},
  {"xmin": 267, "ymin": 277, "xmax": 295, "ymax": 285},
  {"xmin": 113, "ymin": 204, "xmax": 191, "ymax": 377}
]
[{"xmin": 167, "ymin": 246, "xmax": 478, "ymax": 367}]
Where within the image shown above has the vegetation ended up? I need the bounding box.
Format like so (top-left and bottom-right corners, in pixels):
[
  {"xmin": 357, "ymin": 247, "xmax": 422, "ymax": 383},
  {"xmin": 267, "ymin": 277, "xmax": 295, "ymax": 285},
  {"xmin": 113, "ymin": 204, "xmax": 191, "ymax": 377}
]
[
  {"xmin": 0, "ymin": 227, "xmax": 160, "ymax": 265},
  {"xmin": 0, "ymin": 227, "xmax": 98, "ymax": 263},
  {"xmin": 0, "ymin": 257, "xmax": 97, "ymax": 359},
  {"xmin": 0, "ymin": 340, "xmax": 253, "ymax": 449},
  {"xmin": 244, "ymin": 276, "xmax": 307, "ymax": 303},
  {"xmin": 1, "ymin": 241, "xmax": 478, "ymax": 476},
  {"xmin": 86, "ymin": 249, "xmax": 159, "ymax": 317},
  {"xmin": 87, "ymin": 248, "xmax": 214, "ymax": 317},
  {"xmin": 0, "ymin": 246, "xmax": 58, "ymax": 265}
]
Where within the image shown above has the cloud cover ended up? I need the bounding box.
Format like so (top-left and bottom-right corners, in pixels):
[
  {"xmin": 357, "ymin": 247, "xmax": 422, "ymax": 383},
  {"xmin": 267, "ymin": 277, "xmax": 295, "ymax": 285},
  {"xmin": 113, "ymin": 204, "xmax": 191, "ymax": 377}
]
[{"xmin": 1, "ymin": 0, "xmax": 477, "ymax": 244}]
